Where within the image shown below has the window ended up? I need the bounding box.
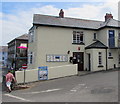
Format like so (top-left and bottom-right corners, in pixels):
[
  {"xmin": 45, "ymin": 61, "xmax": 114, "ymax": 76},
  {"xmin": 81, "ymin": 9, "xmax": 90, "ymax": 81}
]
[
  {"xmin": 108, "ymin": 30, "xmax": 115, "ymax": 47},
  {"xmin": 98, "ymin": 52, "xmax": 102, "ymax": 65},
  {"xmin": 73, "ymin": 31, "xmax": 84, "ymax": 44},
  {"xmin": 46, "ymin": 54, "xmax": 68, "ymax": 62},
  {"xmin": 29, "ymin": 30, "xmax": 34, "ymax": 43},
  {"xmin": 119, "ymin": 33, "xmax": 120, "ymax": 39},
  {"xmin": 2, "ymin": 57, "xmax": 4, "ymax": 60},
  {"xmin": 119, "ymin": 54, "xmax": 120, "ymax": 64},
  {"xmin": 28, "ymin": 52, "xmax": 33, "ymax": 64},
  {"xmin": 93, "ymin": 33, "xmax": 97, "ymax": 40},
  {"xmin": 109, "ymin": 52, "xmax": 112, "ymax": 57}
]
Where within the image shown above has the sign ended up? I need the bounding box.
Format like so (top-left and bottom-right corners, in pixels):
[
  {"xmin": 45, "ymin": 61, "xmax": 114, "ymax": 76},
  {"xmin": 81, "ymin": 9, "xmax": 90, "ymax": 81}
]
[
  {"xmin": 22, "ymin": 64, "xmax": 27, "ymax": 69},
  {"xmin": 46, "ymin": 54, "xmax": 68, "ymax": 62},
  {"xmin": 38, "ymin": 66, "xmax": 48, "ymax": 80}
]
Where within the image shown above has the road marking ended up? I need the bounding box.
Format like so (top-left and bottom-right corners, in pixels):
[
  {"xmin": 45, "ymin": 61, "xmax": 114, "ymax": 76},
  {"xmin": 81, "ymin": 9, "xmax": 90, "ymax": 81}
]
[
  {"xmin": 4, "ymin": 94, "xmax": 31, "ymax": 102},
  {"xmin": 23, "ymin": 88, "xmax": 61, "ymax": 94},
  {"xmin": 70, "ymin": 90, "xmax": 77, "ymax": 92}
]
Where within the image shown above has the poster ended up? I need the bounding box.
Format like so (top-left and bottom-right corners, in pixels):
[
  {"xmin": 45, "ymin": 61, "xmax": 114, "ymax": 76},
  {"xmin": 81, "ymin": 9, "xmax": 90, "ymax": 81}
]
[{"xmin": 38, "ymin": 66, "xmax": 48, "ymax": 80}]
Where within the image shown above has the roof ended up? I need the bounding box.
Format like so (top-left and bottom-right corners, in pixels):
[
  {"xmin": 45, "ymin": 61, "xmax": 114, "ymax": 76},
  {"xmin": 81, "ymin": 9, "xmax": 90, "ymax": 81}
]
[
  {"xmin": 33, "ymin": 14, "xmax": 120, "ymax": 29},
  {"xmin": 8, "ymin": 34, "xmax": 28, "ymax": 44},
  {"xmin": 85, "ymin": 40, "xmax": 108, "ymax": 49},
  {"xmin": 0, "ymin": 46, "xmax": 8, "ymax": 52},
  {"xmin": 16, "ymin": 34, "xmax": 28, "ymax": 40}
]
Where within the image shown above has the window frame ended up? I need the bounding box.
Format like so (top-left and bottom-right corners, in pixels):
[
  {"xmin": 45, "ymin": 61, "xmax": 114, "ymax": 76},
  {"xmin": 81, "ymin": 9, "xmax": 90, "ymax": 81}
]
[
  {"xmin": 72, "ymin": 31, "xmax": 84, "ymax": 44},
  {"xmin": 98, "ymin": 52, "xmax": 102, "ymax": 65}
]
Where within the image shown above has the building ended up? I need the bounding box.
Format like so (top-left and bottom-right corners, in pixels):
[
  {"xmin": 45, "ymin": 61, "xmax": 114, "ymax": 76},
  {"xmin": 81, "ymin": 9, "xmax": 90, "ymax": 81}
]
[
  {"xmin": 28, "ymin": 9, "xmax": 120, "ymax": 72},
  {"xmin": 0, "ymin": 46, "xmax": 8, "ymax": 68},
  {"xmin": 8, "ymin": 34, "xmax": 28, "ymax": 70}
]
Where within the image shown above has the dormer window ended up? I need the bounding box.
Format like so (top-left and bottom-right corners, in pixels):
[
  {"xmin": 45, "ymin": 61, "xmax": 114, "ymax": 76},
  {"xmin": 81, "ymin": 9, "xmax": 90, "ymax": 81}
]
[{"xmin": 93, "ymin": 33, "xmax": 97, "ymax": 40}]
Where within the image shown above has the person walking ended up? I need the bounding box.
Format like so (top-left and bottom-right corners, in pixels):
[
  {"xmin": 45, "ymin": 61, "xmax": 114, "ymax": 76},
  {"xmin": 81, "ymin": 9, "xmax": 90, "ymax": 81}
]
[{"xmin": 5, "ymin": 70, "xmax": 16, "ymax": 92}]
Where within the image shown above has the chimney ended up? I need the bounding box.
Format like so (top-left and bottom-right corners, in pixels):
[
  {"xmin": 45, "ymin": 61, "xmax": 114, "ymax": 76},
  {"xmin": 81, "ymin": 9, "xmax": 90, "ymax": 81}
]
[
  {"xmin": 59, "ymin": 9, "xmax": 64, "ymax": 18},
  {"xmin": 105, "ymin": 13, "xmax": 113, "ymax": 21}
]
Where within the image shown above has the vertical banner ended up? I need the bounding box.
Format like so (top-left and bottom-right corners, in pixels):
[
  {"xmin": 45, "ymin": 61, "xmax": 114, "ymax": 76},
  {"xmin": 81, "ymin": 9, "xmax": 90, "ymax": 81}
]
[{"xmin": 38, "ymin": 66, "xmax": 48, "ymax": 80}]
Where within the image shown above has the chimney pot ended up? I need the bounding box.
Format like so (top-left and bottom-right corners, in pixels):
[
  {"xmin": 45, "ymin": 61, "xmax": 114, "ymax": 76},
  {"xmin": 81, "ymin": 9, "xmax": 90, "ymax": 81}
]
[
  {"xmin": 59, "ymin": 9, "xmax": 64, "ymax": 18},
  {"xmin": 105, "ymin": 13, "xmax": 113, "ymax": 21}
]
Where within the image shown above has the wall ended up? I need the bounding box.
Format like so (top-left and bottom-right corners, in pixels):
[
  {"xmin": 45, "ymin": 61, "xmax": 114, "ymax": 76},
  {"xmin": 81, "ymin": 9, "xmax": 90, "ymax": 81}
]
[
  {"xmin": 86, "ymin": 49, "xmax": 106, "ymax": 71},
  {"xmin": 28, "ymin": 26, "xmax": 97, "ymax": 70},
  {"xmin": 15, "ymin": 64, "xmax": 77, "ymax": 84},
  {"xmin": 108, "ymin": 49, "xmax": 119, "ymax": 69}
]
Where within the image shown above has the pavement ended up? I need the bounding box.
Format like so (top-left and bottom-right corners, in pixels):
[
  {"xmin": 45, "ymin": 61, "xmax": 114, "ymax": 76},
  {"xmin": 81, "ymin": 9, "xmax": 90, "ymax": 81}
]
[{"xmin": 2, "ymin": 69, "xmax": 119, "ymax": 102}]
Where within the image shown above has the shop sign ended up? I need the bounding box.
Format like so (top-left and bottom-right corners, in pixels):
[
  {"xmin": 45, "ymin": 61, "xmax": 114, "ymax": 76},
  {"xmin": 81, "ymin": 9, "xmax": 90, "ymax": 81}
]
[{"xmin": 38, "ymin": 66, "xmax": 48, "ymax": 80}]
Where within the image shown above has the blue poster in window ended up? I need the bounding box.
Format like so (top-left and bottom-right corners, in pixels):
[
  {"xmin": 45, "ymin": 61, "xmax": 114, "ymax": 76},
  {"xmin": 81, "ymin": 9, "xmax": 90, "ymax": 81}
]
[{"xmin": 38, "ymin": 66, "xmax": 48, "ymax": 80}]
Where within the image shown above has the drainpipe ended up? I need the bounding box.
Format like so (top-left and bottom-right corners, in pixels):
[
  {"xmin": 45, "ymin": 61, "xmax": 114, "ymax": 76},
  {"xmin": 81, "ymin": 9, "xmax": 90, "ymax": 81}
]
[{"xmin": 106, "ymin": 48, "xmax": 108, "ymax": 70}]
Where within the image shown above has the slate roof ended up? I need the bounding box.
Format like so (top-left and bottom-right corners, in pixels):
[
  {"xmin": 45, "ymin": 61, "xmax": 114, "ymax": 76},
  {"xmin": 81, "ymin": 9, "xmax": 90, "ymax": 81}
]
[
  {"xmin": 16, "ymin": 34, "xmax": 28, "ymax": 40},
  {"xmin": 85, "ymin": 40, "xmax": 108, "ymax": 49},
  {"xmin": 33, "ymin": 14, "xmax": 120, "ymax": 30}
]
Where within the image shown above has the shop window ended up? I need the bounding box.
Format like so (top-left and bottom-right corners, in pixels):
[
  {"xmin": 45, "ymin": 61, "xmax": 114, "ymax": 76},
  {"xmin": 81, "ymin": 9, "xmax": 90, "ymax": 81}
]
[{"xmin": 73, "ymin": 31, "xmax": 84, "ymax": 44}]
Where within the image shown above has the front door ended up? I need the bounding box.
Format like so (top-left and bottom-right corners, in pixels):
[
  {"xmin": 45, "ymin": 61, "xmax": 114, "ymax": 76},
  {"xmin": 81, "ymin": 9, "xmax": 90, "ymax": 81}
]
[{"xmin": 73, "ymin": 52, "xmax": 84, "ymax": 71}]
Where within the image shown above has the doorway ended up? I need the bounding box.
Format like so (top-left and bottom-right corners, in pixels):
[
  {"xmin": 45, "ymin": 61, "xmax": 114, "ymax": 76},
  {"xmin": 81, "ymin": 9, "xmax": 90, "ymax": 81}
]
[
  {"xmin": 88, "ymin": 54, "xmax": 91, "ymax": 71},
  {"xmin": 73, "ymin": 52, "xmax": 84, "ymax": 71}
]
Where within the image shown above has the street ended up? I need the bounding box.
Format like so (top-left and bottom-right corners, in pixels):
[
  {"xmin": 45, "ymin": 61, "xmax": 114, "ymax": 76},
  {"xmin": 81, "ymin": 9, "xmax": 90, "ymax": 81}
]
[{"xmin": 2, "ymin": 70, "xmax": 118, "ymax": 102}]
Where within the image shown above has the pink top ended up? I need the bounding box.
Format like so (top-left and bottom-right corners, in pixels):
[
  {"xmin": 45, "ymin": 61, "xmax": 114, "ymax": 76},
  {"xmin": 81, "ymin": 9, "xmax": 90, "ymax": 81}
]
[{"xmin": 6, "ymin": 73, "xmax": 15, "ymax": 82}]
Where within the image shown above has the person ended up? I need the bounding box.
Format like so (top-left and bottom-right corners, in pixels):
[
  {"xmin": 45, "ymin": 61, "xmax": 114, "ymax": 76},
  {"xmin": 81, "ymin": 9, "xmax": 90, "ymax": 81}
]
[{"xmin": 5, "ymin": 70, "xmax": 16, "ymax": 92}]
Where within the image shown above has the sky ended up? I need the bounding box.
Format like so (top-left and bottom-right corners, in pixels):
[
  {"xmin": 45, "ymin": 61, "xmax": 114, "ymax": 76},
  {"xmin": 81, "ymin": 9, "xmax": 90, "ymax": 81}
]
[{"xmin": 1, "ymin": 0, "xmax": 119, "ymax": 46}]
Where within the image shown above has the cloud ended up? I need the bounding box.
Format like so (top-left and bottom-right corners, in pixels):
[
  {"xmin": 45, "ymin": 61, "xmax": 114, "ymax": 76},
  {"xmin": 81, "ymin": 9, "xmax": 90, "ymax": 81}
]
[{"xmin": 1, "ymin": 2, "xmax": 118, "ymax": 45}]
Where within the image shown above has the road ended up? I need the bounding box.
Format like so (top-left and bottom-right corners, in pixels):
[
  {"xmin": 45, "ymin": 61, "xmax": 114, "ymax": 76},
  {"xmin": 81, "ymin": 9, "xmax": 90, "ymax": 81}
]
[{"xmin": 2, "ymin": 70, "xmax": 118, "ymax": 102}]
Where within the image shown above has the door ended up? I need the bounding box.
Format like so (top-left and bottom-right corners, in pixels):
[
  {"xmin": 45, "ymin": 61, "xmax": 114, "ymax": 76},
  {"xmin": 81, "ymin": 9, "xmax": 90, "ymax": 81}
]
[
  {"xmin": 73, "ymin": 52, "xmax": 84, "ymax": 71},
  {"xmin": 88, "ymin": 54, "xmax": 91, "ymax": 71}
]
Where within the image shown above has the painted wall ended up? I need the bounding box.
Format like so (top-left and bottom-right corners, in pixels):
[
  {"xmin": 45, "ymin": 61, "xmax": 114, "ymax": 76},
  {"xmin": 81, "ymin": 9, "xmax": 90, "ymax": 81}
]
[
  {"xmin": 28, "ymin": 26, "xmax": 97, "ymax": 70},
  {"xmin": 16, "ymin": 64, "xmax": 77, "ymax": 84},
  {"xmin": 86, "ymin": 49, "xmax": 106, "ymax": 71}
]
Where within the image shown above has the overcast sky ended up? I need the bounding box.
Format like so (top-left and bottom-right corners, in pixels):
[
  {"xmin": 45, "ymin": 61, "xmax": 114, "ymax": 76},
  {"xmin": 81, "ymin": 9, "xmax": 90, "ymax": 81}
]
[{"xmin": 1, "ymin": 0, "xmax": 119, "ymax": 46}]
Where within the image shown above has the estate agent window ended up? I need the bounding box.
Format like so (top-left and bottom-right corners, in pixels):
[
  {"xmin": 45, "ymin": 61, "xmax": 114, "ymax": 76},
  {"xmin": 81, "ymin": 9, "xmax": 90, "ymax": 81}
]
[{"xmin": 73, "ymin": 31, "xmax": 84, "ymax": 44}]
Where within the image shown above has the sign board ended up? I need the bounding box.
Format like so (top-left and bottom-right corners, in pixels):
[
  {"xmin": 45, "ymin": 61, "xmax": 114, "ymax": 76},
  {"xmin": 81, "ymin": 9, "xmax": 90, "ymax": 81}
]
[
  {"xmin": 38, "ymin": 66, "xmax": 48, "ymax": 80},
  {"xmin": 22, "ymin": 64, "xmax": 27, "ymax": 69},
  {"xmin": 46, "ymin": 54, "xmax": 68, "ymax": 62}
]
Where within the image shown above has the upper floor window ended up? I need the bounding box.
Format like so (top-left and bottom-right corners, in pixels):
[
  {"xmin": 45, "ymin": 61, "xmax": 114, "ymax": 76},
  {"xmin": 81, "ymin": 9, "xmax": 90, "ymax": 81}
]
[
  {"xmin": 108, "ymin": 30, "xmax": 115, "ymax": 47},
  {"xmin": 29, "ymin": 30, "xmax": 34, "ymax": 43},
  {"xmin": 73, "ymin": 31, "xmax": 84, "ymax": 44}
]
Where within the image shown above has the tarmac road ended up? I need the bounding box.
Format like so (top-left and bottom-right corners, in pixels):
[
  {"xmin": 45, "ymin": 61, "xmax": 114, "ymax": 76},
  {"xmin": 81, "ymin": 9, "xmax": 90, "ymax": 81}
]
[{"xmin": 2, "ymin": 70, "xmax": 119, "ymax": 102}]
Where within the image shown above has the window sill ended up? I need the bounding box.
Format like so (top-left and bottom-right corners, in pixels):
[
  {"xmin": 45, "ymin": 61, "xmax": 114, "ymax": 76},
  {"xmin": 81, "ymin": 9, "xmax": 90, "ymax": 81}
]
[
  {"xmin": 108, "ymin": 57, "xmax": 113, "ymax": 59},
  {"xmin": 72, "ymin": 43, "xmax": 85, "ymax": 45},
  {"xmin": 98, "ymin": 65, "xmax": 104, "ymax": 67}
]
